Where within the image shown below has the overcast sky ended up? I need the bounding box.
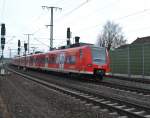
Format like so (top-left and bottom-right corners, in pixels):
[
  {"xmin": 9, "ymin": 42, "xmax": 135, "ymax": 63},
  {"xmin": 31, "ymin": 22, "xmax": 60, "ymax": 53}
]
[{"xmin": 1, "ymin": 0, "xmax": 150, "ymax": 57}]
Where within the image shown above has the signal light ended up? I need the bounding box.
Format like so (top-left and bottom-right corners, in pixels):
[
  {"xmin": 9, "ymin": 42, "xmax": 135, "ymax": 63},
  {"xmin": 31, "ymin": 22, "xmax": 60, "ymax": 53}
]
[
  {"xmin": 1, "ymin": 38, "xmax": 5, "ymax": 44},
  {"xmin": 18, "ymin": 40, "xmax": 21, "ymax": 47},
  {"xmin": 18, "ymin": 48, "xmax": 20, "ymax": 55},
  {"xmin": 1, "ymin": 45, "xmax": 4, "ymax": 50},
  {"xmin": 67, "ymin": 27, "xmax": 71, "ymax": 39},
  {"xmin": 1, "ymin": 23, "xmax": 6, "ymax": 35},
  {"xmin": 75, "ymin": 36, "xmax": 80, "ymax": 44},
  {"xmin": 18, "ymin": 48, "xmax": 20, "ymax": 52},
  {"xmin": 24, "ymin": 43, "xmax": 27, "ymax": 51},
  {"xmin": 67, "ymin": 40, "xmax": 70, "ymax": 45}
]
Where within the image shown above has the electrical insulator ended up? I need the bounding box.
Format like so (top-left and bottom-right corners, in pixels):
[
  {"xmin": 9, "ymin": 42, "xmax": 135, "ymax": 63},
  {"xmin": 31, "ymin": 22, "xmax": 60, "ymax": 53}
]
[
  {"xmin": 1, "ymin": 23, "xmax": 6, "ymax": 35},
  {"xmin": 24, "ymin": 43, "xmax": 27, "ymax": 51},
  {"xmin": 1, "ymin": 38, "xmax": 5, "ymax": 44},
  {"xmin": 18, "ymin": 40, "xmax": 21, "ymax": 47}
]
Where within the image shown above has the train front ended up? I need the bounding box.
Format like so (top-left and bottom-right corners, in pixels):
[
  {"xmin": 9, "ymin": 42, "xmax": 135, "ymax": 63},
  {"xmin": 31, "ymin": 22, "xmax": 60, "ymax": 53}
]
[{"xmin": 90, "ymin": 46, "xmax": 110, "ymax": 79}]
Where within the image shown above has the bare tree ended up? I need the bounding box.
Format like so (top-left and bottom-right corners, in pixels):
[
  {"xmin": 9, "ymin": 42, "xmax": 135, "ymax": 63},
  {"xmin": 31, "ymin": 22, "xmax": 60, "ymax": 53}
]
[{"xmin": 97, "ymin": 21, "xmax": 126, "ymax": 51}]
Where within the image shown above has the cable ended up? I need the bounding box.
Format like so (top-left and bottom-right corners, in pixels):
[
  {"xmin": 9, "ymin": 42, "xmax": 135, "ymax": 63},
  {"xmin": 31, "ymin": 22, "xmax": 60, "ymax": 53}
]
[
  {"xmin": 71, "ymin": 0, "xmax": 120, "ymax": 23},
  {"xmin": 33, "ymin": 38, "xmax": 49, "ymax": 47},
  {"xmin": 56, "ymin": 0, "xmax": 91, "ymax": 22},
  {"xmin": 55, "ymin": 0, "xmax": 66, "ymax": 5},
  {"xmin": 0, "ymin": 0, "xmax": 6, "ymax": 20},
  {"xmin": 64, "ymin": 0, "xmax": 90, "ymax": 16},
  {"xmin": 126, "ymin": 25, "xmax": 150, "ymax": 32},
  {"xmin": 115, "ymin": 8, "xmax": 150, "ymax": 21},
  {"xmin": 32, "ymin": 27, "xmax": 47, "ymax": 35},
  {"xmin": 75, "ymin": 8, "xmax": 150, "ymax": 33},
  {"xmin": 30, "ymin": 12, "xmax": 44, "ymax": 24}
]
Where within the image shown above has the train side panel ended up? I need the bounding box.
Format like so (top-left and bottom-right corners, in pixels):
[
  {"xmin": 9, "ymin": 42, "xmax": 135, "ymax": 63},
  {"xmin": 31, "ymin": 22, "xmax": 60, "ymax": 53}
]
[{"xmin": 11, "ymin": 45, "xmax": 110, "ymax": 79}]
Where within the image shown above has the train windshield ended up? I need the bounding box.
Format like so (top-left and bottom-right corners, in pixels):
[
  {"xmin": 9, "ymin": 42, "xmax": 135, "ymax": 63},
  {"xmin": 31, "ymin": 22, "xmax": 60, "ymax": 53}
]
[{"xmin": 91, "ymin": 47, "xmax": 106, "ymax": 65}]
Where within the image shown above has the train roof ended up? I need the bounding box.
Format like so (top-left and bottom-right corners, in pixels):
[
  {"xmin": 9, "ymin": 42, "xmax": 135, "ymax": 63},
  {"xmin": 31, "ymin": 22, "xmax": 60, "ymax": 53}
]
[{"xmin": 14, "ymin": 43, "xmax": 105, "ymax": 58}]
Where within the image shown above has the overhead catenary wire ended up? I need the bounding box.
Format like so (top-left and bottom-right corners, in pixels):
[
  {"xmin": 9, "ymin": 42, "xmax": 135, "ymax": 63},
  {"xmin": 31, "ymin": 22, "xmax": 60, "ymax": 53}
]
[
  {"xmin": 0, "ymin": 0, "xmax": 6, "ymax": 20},
  {"xmin": 66, "ymin": 0, "xmax": 120, "ymax": 24},
  {"xmin": 32, "ymin": 27, "xmax": 47, "ymax": 35},
  {"xmin": 62, "ymin": 0, "xmax": 91, "ymax": 17},
  {"xmin": 74, "ymin": 7, "xmax": 150, "ymax": 33},
  {"xmin": 33, "ymin": 37, "xmax": 49, "ymax": 47},
  {"xmin": 54, "ymin": 0, "xmax": 66, "ymax": 5},
  {"xmin": 30, "ymin": 12, "xmax": 45, "ymax": 25},
  {"xmin": 55, "ymin": 0, "xmax": 91, "ymax": 22},
  {"xmin": 14, "ymin": 0, "xmax": 90, "ymax": 50}
]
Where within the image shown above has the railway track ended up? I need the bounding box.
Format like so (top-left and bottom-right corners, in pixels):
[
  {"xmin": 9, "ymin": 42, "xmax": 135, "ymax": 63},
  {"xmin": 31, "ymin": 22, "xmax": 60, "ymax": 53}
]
[
  {"xmin": 9, "ymin": 65, "xmax": 150, "ymax": 97},
  {"xmin": 7, "ymin": 67, "xmax": 150, "ymax": 118},
  {"xmin": 109, "ymin": 75, "xmax": 150, "ymax": 84},
  {"xmin": 99, "ymin": 81, "xmax": 150, "ymax": 96}
]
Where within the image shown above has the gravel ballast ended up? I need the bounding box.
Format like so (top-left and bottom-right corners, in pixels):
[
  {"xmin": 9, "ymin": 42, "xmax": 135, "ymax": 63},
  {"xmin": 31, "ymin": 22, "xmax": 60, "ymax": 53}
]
[{"xmin": 0, "ymin": 72, "xmax": 115, "ymax": 118}]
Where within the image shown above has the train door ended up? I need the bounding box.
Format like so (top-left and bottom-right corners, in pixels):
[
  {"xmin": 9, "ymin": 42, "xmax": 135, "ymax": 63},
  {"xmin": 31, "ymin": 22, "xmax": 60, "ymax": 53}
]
[
  {"xmin": 45, "ymin": 54, "xmax": 49, "ymax": 68},
  {"xmin": 33, "ymin": 56, "xmax": 36, "ymax": 67},
  {"xmin": 59, "ymin": 52, "xmax": 65, "ymax": 71},
  {"xmin": 79, "ymin": 49, "xmax": 83, "ymax": 71}
]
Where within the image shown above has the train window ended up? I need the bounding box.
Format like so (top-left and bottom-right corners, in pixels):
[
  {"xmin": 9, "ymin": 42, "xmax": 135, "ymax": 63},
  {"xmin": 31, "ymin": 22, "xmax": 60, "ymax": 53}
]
[
  {"xmin": 42, "ymin": 57, "xmax": 45, "ymax": 64},
  {"xmin": 65, "ymin": 55, "xmax": 76, "ymax": 64},
  {"xmin": 49, "ymin": 56, "xmax": 56, "ymax": 64},
  {"xmin": 52, "ymin": 56, "xmax": 56, "ymax": 64},
  {"xmin": 45, "ymin": 57, "xmax": 48, "ymax": 63},
  {"xmin": 91, "ymin": 47, "xmax": 106, "ymax": 65},
  {"xmin": 71, "ymin": 56, "xmax": 76, "ymax": 64},
  {"xmin": 33, "ymin": 57, "xmax": 36, "ymax": 63},
  {"xmin": 56, "ymin": 55, "xmax": 59, "ymax": 64},
  {"xmin": 36, "ymin": 58, "xmax": 38, "ymax": 62},
  {"xmin": 30, "ymin": 57, "xmax": 33, "ymax": 64}
]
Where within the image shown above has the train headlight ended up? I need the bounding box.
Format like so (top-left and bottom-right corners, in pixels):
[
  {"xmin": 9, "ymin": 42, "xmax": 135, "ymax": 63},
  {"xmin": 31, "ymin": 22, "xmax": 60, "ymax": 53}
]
[{"xmin": 87, "ymin": 64, "xmax": 92, "ymax": 67}]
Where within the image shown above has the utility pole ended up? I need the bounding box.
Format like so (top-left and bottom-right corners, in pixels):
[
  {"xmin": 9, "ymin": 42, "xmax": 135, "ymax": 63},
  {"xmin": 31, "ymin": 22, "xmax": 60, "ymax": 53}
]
[
  {"xmin": 42, "ymin": 6, "xmax": 62, "ymax": 51},
  {"xmin": 24, "ymin": 34, "xmax": 33, "ymax": 54},
  {"xmin": 9, "ymin": 48, "xmax": 11, "ymax": 58}
]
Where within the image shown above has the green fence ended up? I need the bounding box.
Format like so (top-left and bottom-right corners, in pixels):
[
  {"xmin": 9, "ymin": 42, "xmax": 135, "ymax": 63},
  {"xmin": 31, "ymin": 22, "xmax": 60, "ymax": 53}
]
[{"xmin": 110, "ymin": 43, "xmax": 150, "ymax": 77}]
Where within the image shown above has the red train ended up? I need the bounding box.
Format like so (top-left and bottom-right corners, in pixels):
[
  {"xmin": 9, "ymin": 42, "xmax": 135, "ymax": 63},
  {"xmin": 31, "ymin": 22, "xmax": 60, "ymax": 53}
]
[{"xmin": 11, "ymin": 43, "xmax": 110, "ymax": 80}]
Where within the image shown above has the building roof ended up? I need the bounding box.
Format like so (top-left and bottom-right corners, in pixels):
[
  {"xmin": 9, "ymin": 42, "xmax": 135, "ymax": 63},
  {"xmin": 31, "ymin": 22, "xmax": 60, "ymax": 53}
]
[{"xmin": 132, "ymin": 36, "xmax": 150, "ymax": 44}]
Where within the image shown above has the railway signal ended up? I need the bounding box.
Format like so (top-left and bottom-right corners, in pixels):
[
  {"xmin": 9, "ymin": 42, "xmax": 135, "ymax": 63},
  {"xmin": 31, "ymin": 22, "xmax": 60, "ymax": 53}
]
[
  {"xmin": 18, "ymin": 40, "xmax": 21, "ymax": 55},
  {"xmin": 1, "ymin": 23, "xmax": 6, "ymax": 54},
  {"xmin": 24, "ymin": 43, "xmax": 28, "ymax": 70},
  {"xmin": 1, "ymin": 23, "xmax": 6, "ymax": 36},
  {"xmin": 0, "ymin": 23, "xmax": 6, "ymax": 75},
  {"xmin": 67, "ymin": 27, "xmax": 71, "ymax": 39},
  {"xmin": 67, "ymin": 27, "xmax": 72, "ymax": 46},
  {"xmin": 18, "ymin": 48, "xmax": 20, "ymax": 55},
  {"xmin": 1, "ymin": 37, "xmax": 5, "ymax": 44},
  {"xmin": 1, "ymin": 23, "xmax": 6, "ymax": 50},
  {"xmin": 18, "ymin": 40, "xmax": 21, "ymax": 47},
  {"xmin": 75, "ymin": 36, "xmax": 80, "ymax": 44},
  {"xmin": 24, "ymin": 43, "xmax": 27, "ymax": 52}
]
